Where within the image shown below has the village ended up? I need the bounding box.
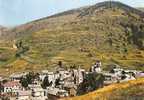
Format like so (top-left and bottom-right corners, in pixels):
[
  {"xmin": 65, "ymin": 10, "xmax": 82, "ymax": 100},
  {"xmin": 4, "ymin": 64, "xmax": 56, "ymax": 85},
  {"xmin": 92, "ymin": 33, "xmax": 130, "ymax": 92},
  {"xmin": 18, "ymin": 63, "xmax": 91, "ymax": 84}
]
[{"xmin": 0, "ymin": 61, "xmax": 144, "ymax": 100}]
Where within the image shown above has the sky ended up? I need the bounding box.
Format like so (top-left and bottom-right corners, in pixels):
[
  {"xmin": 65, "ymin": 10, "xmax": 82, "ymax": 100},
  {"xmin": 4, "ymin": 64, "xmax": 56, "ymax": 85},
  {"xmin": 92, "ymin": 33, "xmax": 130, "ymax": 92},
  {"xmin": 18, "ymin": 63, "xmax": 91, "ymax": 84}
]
[{"xmin": 0, "ymin": 0, "xmax": 144, "ymax": 27}]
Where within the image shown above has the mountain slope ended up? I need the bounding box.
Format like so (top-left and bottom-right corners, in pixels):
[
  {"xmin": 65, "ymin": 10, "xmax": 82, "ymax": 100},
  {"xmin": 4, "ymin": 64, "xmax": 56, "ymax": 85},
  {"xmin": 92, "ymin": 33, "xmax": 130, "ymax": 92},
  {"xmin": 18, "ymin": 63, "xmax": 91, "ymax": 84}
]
[
  {"xmin": 2, "ymin": 1, "xmax": 144, "ymax": 40},
  {"xmin": 0, "ymin": 25, "xmax": 6, "ymax": 36},
  {"xmin": 61, "ymin": 78, "xmax": 144, "ymax": 100},
  {"xmin": 138, "ymin": 8, "xmax": 144, "ymax": 12},
  {"xmin": 0, "ymin": 1, "xmax": 144, "ymax": 74}
]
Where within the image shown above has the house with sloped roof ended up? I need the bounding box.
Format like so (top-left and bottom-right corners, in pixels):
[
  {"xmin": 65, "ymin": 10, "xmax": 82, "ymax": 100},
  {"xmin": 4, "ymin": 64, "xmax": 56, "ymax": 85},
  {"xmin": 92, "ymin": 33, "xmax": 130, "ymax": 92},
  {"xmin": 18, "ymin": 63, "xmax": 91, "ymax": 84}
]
[
  {"xmin": 16, "ymin": 90, "xmax": 31, "ymax": 100},
  {"xmin": 0, "ymin": 76, "xmax": 4, "ymax": 82},
  {"xmin": 90, "ymin": 61, "xmax": 102, "ymax": 73},
  {"xmin": 10, "ymin": 72, "xmax": 28, "ymax": 81},
  {"xmin": 47, "ymin": 87, "xmax": 68, "ymax": 98},
  {"xmin": 32, "ymin": 87, "xmax": 46, "ymax": 97},
  {"xmin": 103, "ymin": 73, "xmax": 119, "ymax": 85},
  {"xmin": 3, "ymin": 81, "xmax": 22, "ymax": 96}
]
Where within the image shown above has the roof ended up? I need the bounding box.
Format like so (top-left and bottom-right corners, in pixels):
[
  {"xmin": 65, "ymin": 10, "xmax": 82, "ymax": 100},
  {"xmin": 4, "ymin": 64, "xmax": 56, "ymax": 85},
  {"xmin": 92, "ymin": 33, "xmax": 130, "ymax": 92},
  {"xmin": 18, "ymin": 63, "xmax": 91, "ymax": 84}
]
[
  {"xmin": 103, "ymin": 73, "xmax": 117, "ymax": 77},
  {"xmin": 28, "ymin": 84, "xmax": 41, "ymax": 88},
  {"xmin": 41, "ymin": 71, "xmax": 54, "ymax": 75},
  {"xmin": 0, "ymin": 77, "xmax": 3, "ymax": 81},
  {"xmin": 59, "ymin": 70, "xmax": 69, "ymax": 74},
  {"xmin": 47, "ymin": 87, "xmax": 67, "ymax": 95},
  {"xmin": 41, "ymin": 70, "xmax": 49, "ymax": 73},
  {"xmin": 10, "ymin": 72, "xmax": 28, "ymax": 78},
  {"xmin": 18, "ymin": 91, "xmax": 31, "ymax": 96},
  {"xmin": 136, "ymin": 73, "xmax": 144, "ymax": 77},
  {"xmin": 32, "ymin": 87, "xmax": 44, "ymax": 92},
  {"xmin": 63, "ymin": 82, "xmax": 77, "ymax": 89},
  {"xmin": 3, "ymin": 81, "xmax": 21, "ymax": 87}
]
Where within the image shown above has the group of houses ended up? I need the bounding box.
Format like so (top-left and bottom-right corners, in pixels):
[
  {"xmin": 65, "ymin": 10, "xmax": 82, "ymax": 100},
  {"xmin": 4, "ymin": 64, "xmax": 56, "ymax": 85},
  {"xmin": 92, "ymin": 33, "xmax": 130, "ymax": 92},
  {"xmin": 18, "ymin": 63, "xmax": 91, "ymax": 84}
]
[{"xmin": 0, "ymin": 61, "xmax": 144, "ymax": 100}]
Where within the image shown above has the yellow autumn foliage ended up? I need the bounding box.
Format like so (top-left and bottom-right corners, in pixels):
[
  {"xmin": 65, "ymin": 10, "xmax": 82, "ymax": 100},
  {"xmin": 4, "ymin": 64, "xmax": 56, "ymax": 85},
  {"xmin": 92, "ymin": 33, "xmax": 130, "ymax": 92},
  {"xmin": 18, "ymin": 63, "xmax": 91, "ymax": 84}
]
[{"xmin": 61, "ymin": 78, "xmax": 144, "ymax": 100}]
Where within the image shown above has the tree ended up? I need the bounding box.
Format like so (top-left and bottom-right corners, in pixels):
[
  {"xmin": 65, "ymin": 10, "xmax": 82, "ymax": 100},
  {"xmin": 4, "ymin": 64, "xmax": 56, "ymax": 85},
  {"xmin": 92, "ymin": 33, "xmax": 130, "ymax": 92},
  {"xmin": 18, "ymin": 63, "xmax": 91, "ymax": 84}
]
[
  {"xmin": 1, "ymin": 96, "xmax": 10, "ymax": 100},
  {"xmin": 2, "ymin": 80, "xmax": 8, "ymax": 84},
  {"xmin": 26, "ymin": 72, "xmax": 35, "ymax": 84},
  {"xmin": 110, "ymin": 69, "xmax": 115, "ymax": 73},
  {"xmin": 121, "ymin": 71, "xmax": 126, "ymax": 80},
  {"xmin": 15, "ymin": 40, "xmax": 29, "ymax": 57},
  {"xmin": 77, "ymin": 73, "xmax": 105, "ymax": 95},
  {"xmin": 55, "ymin": 78, "xmax": 60, "ymax": 86},
  {"xmin": 16, "ymin": 41, "xmax": 23, "ymax": 48},
  {"xmin": 0, "ymin": 81, "xmax": 4, "ymax": 94},
  {"xmin": 122, "ymin": 47, "xmax": 128, "ymax": 59},
  {"xmin": 58, "ymin": 61, "xmax": 63, "ymax": 68},
  {"xmin": 41, "ymin": 76, "xmax": 51, "ymax": 89},
  {"xmin": 20, "ymin": 78, "xmax": 28, "ymax": 88},
  {"xmin": 20, "ymin": 72, "xmax": 39, "ymax": 88},
  {"xmin": 108, "ymin": 32, "xmax": 113, "ymax": 46}
]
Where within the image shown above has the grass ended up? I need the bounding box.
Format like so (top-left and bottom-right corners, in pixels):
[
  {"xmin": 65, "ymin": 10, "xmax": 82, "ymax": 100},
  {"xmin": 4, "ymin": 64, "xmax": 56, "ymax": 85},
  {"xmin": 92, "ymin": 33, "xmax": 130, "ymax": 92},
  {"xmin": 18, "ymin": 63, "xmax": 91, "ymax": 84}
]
[
  {"xmin": 60, "ymin": 78, "xmax": 144, "ymax": 100},
  {"xmin": 0, "ymin": 7, "xmax": 144, "ymax": 75},
  {"xmin": 0, "ymin": 43, "xmax": 144, "ymax": 75}
]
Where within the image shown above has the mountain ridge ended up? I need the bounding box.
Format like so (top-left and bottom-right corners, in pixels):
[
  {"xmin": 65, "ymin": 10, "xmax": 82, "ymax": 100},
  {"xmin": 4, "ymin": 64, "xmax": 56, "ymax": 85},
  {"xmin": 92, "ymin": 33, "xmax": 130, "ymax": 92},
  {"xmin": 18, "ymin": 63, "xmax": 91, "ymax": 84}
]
[
  {"xmin": 1, "ymin": 1, "xmax": 144, "ymax": 40},
  {"xmin": 24, "ymin": 1, "xmax": 144, "ymax": 23}
]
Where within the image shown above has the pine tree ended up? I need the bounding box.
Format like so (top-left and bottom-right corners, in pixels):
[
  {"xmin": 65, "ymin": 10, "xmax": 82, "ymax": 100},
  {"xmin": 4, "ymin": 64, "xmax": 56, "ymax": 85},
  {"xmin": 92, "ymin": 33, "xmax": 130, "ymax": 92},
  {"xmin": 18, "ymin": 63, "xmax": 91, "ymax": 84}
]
[{"xmin": 41, "ymin": 76, "xmax": 50, "ymax": 89}]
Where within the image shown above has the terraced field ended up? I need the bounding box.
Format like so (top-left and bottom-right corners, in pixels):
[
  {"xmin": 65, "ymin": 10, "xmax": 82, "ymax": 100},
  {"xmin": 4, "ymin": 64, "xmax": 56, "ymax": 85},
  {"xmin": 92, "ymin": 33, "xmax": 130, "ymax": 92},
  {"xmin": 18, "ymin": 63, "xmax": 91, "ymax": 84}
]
[{"xmin": 0, "ymin": 1, "xmax": 144, "ymax": 76}]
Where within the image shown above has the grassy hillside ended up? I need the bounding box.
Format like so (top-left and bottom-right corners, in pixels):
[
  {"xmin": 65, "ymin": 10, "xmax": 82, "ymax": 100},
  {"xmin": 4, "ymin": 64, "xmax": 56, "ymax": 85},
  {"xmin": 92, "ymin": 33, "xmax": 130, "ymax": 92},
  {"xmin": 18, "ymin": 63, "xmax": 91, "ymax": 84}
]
[
  {"xmin": 61, "ymin": 78, "xmax": 144, "ymax": 100},
  {"xmin": 138, "ymin": 8, "xmax": 144, "ymax": 12},
  {"xmin": 0, "ymin": 1, "xmax": 144, "ymax": 75}
]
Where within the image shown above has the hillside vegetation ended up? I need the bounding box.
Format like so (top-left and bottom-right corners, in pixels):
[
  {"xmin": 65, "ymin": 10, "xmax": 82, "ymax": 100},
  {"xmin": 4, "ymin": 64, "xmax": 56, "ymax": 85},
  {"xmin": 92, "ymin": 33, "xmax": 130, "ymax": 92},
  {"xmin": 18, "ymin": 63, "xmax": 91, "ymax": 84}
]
[
  {"xmin": 61, "ymin": 78, "xmax": 144, "ymax": 100},
  {"xmin": 139, "ymin": 8, "xmax": 144, "ymax": 12},
  {"xmin": 0, "ymin": 1, "xmax": 144, "ymax": 75}
]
